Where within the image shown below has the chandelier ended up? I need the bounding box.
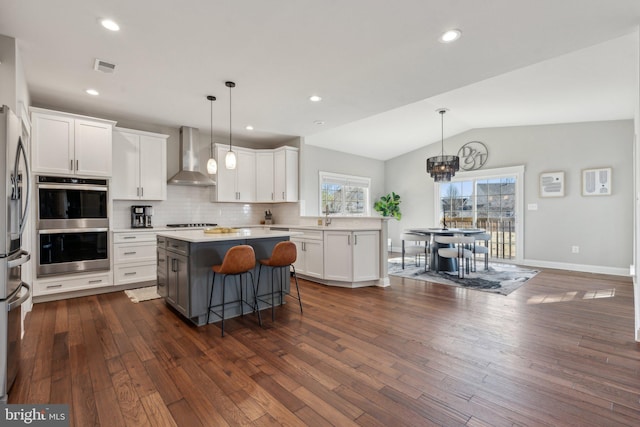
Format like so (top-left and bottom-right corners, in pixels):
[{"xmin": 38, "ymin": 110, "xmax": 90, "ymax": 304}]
[{"xmin": 426, "ymin": 108, "xmax": 459, "ymax": 182}]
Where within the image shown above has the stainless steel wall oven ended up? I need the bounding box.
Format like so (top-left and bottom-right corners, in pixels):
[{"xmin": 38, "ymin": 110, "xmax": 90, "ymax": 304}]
[{"xmin": 36, "ymin": 176, "xmax": 109, "ymax": 277}]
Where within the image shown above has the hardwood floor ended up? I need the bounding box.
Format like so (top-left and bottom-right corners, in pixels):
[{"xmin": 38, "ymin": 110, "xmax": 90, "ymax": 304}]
[{"xmin": 10, "ymin": 267, "xmax": 640, "ymax": 426}]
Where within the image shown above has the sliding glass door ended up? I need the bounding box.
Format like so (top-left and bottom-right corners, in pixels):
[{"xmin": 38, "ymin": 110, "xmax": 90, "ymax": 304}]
[{"xmin": 436, "ymin": 166, "xmax": 524, "ymax": 262}]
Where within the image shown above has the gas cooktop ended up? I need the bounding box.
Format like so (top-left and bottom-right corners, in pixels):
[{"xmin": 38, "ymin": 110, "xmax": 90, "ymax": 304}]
[{"xmin": 166, "ymin": 223, "xmax": 217, "ymax": 228}]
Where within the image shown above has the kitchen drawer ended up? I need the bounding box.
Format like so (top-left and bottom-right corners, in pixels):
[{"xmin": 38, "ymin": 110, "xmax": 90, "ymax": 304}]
[
  {"xmin": 114, "ymin": 242, "xmax": 157, "ymax": 263},
  {"xmin": 115, "ymin": 262, "xmax": 156, "ymax": 285},
  {"xmin": 114, "ymin": 231, "xmax": 157, "ymax": 243},
  {"xmin": 290, "ymin": 228, "xmax": 323, "ymax": 240},
  {"xmin": 166, "ymin": 239, "xmax": 189, "ymax": 256},
  {"xmin": 34, "ymin": 272, "xmax": 112, "ymax": 296}
]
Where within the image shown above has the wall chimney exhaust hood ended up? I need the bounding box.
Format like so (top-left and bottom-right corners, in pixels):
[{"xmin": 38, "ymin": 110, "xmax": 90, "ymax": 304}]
[{"xmin": 167, "ymin": 126, "xmax": 216, "ymax": 186}]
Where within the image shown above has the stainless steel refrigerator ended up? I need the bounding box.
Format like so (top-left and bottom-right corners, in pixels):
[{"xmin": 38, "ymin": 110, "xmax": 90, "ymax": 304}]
[{"xmin": 0, "ymin": 105, "xmax": 31, "ymax": 403}]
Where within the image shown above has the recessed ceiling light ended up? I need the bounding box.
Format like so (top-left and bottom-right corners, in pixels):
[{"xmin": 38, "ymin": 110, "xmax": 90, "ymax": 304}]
[
  {"xmin": 309, "ymin": 95, "xmax": 322, "ymax": 102},
  {"xmin": 439, "ymin": 29, "xmax": 461, "ymax": 43},
  {"xmin": 100, "ymin": 19, "xmax": 120, "ymax": 31},
  {"xmin": 245, "ymin": 125, "xmax": 254, "ymax": 131},
  {"xmin": 314, "ymin": 120, "xmax": 325, "ymax": 125},
  {"xmin": 86, "ymin": 89, "xmax": 99, "ymax": 96}
]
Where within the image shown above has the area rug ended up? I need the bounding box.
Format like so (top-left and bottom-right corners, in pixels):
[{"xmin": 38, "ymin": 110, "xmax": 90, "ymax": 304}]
[
  {"xmin": 124, "ymin": 286, "xmax": 162, "ymax": 303},
  {"xmin": 388, "ymin": 258, "xmax": 538, "ymax": 295}
]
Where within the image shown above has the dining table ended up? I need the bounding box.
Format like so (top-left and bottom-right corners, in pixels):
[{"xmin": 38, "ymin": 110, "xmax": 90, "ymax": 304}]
[{"xmin": 406, "ymin": 227, "xmax": 486, "ymax": 272}]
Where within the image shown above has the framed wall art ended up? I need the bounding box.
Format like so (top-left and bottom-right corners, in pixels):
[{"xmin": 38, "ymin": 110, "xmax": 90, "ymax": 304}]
[
  {"xmin": 582, "ymin": 167, "xmax": 611, "ymax": 196},
  {"xmin": 539, "ymin": 171, "xmax": 565, "ymax": 197}
]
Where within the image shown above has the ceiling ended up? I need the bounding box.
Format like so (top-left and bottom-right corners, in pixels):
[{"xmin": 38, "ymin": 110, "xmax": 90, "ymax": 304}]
[{"xmin": 1, "ymin": 0, "xmax": 639, "ymax": 160}]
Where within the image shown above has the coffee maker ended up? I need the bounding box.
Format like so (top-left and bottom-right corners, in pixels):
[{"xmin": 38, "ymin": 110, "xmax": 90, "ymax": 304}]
[{"xmin": 131, "ymin": 205, "xmax": 153, "ymax": 228}]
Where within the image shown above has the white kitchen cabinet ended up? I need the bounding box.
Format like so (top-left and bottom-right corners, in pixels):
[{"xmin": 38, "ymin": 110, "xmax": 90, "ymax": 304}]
[
  {"xmin": 112, "ymin": 127, "xmax": 168, "ymax": 200},
  {"xmin": 273, "ymin": 146, "xmax": 298, "ymax": 202},
  {"xmin": 31, "ymin": 108, "xmax": 115, "ymax": 177},
  {"xmin": 112, "ymin": 231, "xmax": 159, "ymax": 286},
  {"xmin": 215, "ymin": 144, "xmax": 256, "ymax": 202},
  {"xmin": 323, "ymin": 230, "xmax": 380, "ymax": 282},
  {"xmin": 291, "ymin": 229, "xmax": 323, "ymax": 279},
  {"xmin": 33, "ymin": 271, "xmax": 112, "ymax": 296},
  {"xmin": 256, "ymin": 151, "xmax": 275, "ymax": 202},
  {"xmin": 255, "ymin": 147, "xmax": 299, "ymax": 203}
]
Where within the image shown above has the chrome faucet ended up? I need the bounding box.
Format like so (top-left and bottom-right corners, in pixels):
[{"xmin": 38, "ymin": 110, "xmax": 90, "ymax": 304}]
[{"xmin": 324, "ymin": 205, "xmax": 331, "ymax": 226}]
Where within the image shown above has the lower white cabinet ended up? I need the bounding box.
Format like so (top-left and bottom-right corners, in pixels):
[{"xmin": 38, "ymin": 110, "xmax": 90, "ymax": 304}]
[
  {"xmin": 323, "ymin": 230, "xmax": 380, "ymax": 282},
  {"xmin": 34, "ymin": 271, "xmax": 112, "ymax": 296},
  {"xmin": 113, "ymin": 230, "xmax": 159, "ymax": 285},
  {"xmin": 291, "ymin": 229, "xmax": 324, "ymax": 279}
]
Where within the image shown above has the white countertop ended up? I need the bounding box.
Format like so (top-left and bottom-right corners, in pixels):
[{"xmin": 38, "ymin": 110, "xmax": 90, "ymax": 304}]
[
  {"xmin": 156, "ymin": 228, "xmax": 302, "ymax": 243},
  {"xmin": 269, "ymin": 224, "xmax": 382, "ymax": 231}
]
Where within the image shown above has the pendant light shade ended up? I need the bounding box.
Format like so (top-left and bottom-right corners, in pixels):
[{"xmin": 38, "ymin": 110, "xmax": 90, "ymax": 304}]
[
  {"xmin": 426, "ymin": 108, "xmax": 459, "ymax": 182},
  {"xmin": 225, "ymin": 81, "xmax": 237, "ymax": 170},
  {"xmin": 206, "ymin": 95, "xmax": 217, "ymax": 175}
]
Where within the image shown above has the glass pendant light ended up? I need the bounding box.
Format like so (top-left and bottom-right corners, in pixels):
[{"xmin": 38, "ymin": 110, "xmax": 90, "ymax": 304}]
[
  {"xmin": 225, "ymin": 81, "xmax": 237, "ymax": 169},
  {"xmin": 426, "ymin": 108, "xmax": 459, "ymax": 182},
  {"xmin": 206, "ymin": 95, "xmax": 217, "ymax": 175}
]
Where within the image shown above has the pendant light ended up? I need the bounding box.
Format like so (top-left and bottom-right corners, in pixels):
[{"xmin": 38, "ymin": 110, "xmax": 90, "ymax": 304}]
[
  {"xmin": 206, "ymin": 95, "xmax": 217, "ymax": 175},
  {"xmin": 426, "ymin": 108, "xmax": 459, "ymax": 182},
  {"xmin": 225, "ymin": 81, "xmax": 237, "ymax": 169}
]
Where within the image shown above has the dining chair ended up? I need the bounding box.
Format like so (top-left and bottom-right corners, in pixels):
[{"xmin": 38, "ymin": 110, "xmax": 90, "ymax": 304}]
[
  {"xmin": 433, "ymin": 235, "xmax": 475, "ymax": 278},
  {"xmin": 207, "ymin": 245, "xmax": 261, "ymax": 336},
  {"xmin": 401, "ymin": 232, "xmax": 430, "ymax": 270},
  {"xmin": 472, "ymin": 232, "xmax": 491, "ymax": 271}
]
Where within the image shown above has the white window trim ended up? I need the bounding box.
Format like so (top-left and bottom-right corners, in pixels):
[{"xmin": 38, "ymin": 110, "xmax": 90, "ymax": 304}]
[
  {"xmin": 433, "ymin": 165, "xmax": 525, "ymax": 263},
  {"xmin": 319, "ymin": 171, "xmax": 371, "ymax": 216}
]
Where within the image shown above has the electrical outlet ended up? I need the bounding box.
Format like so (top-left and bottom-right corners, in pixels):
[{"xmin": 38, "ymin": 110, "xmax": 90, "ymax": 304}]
[{"xmin": 571, "ymin": 246, "xmax": 579, "ymax": 253}]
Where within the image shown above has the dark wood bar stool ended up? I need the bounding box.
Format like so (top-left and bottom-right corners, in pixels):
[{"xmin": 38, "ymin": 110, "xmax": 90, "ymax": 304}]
[
  {"xmin": 257, "ymin": 241, "xmax": 303, "ymax": 321},
  {"xmin": 207, "ymin": 245, "xmax": 261, "ymax": 336}
]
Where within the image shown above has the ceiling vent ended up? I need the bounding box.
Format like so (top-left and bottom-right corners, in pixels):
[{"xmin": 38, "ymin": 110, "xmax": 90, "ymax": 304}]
[{"xmin": 94, "ymin": 59, "xmax": 116, "ymax": 73}]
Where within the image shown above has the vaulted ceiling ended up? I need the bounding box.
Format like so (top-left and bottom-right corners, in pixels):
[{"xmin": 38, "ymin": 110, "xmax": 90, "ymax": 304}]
[{"xmin": 1, "ymin": 0, "xmax": 639, "ymax": 160}]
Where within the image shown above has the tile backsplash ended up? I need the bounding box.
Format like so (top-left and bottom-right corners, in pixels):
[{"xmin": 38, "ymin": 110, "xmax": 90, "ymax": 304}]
[{"xmin": 112, "ymin": 185, "xmax": 300, "ymax": 229}]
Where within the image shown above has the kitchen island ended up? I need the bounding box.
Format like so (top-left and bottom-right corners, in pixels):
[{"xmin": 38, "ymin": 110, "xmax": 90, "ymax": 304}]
[{"xmin": 156, "ymin": 228, "xmax": 301, "ymax": 326}]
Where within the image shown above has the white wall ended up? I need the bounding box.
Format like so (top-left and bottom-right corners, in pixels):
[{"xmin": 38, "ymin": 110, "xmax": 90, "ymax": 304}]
[
  {"xmin": 298, "ymin": 139, "xmax": 386, "ymax": 216},
  {"xmin": 634, "ymin": 28, "xmax": 640, "ymax": 341},
  {"xmin": 0, "ymin": 34, "xmax": 17, "ymax": 111},
  {"xmin": 386, "ymin": 120, "xmax": 634, "ymax": 274}
]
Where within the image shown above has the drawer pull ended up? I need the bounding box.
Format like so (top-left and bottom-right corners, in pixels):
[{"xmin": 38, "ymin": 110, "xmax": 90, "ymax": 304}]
[
  {"xmin": 47, "ymin": 284, "xmax": 63, "ymax": 289},
  {"xmin": 123, "ymin": 236, "xmax": 136, "ymax": 240},
  {"xmin": 88, "ymin": 279, "xmax": 103, "ymax": 284},
  {"xmin": 124, "ymin": 272, "xmax": 137, "ymax": 276},
  {"xmin": 124, "ymin": 251, "xmax": 137, "ymax": 255}
]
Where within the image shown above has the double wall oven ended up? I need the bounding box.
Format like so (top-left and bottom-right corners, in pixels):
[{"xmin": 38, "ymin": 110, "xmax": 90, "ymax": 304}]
[{"xmin": 36, "ymin": 175, "xmax": 109, "ymax": 277}]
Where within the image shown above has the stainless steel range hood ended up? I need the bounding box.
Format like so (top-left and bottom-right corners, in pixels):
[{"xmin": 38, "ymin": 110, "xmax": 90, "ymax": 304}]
[{"xmin": 167, "ymin": 126, "xmax": 216, "ymax": 186}]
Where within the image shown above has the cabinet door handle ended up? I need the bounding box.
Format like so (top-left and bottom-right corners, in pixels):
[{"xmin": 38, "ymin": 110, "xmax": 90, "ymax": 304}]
[
  {"xmin": 124, "ymin": 251, "xmax": 137, "ymax": 255},
  {"xmin": 347, "ymin": 235, "xmax": 351, "ymax": 245},
  {"xmin": 354, "ymin": 235, "xmax": 358, "ymax": 245},
  {"xmin": 124, "ymin": 272, "xmax": 137, "ymax": 276},
  {"xmin": 158, "ymin": 258, "xmax": 165, "ymax": 264},
  {"xmin": 123, "ymin": 236, "xmax": 136, "ymax": 240},
  {"xmin": 76, "ymin": 160, "xmax": 79, "ymax": 171},
  {"xmin": 88, "ymin": 279, "xmax": 103, "ymax": 284},
  {"xmin": 271, "ymin": 192, "xmax": 274, "ymax": 201},
  {"xmin": 47, "ymin": 284, "xmax": 63, "ymax": 289},
  {"xmin": 70, "ymin": 159, "xmax": 74, "ymax": 171},
  {"xmin": 141, "ymin": 187, "xmax": 144, "ymax": 197},
  {"xmin": 282, "ymin": 191, "xmax": 285, "ymax": 199}
]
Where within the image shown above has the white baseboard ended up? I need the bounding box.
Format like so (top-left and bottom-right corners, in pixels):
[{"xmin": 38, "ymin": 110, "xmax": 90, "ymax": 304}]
[{"xmin": 521, "ymin": 259, "xmax": 629, "ymax": 277}]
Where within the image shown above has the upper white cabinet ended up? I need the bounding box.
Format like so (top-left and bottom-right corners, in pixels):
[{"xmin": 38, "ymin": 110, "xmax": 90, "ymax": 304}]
[
  {"xmin": 31, "ymin": 108, "xmax": 115, "ymax": 177},
  {"xmin": 273, "ymin": 147, "xmax": 298, "ymax": 202},
  {"xmin": 112, "ymin": 127, "xmax": 168, "ymax": 200},
  {"xmin": 255, "ymin": 151, "xmax": 275, "ymax": 202},
  {"xmin": 215, "ymin": 144, "xmax": 256, "ymax": 202},
  {"xmin": 251, "ymin": 146, "xmax": 299, "ymax": 203}
]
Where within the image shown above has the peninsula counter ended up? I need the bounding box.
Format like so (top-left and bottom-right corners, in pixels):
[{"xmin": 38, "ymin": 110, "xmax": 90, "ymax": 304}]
[{"xmin": 156, "ymin": 229, "xmax": 301, "ymax": 326}]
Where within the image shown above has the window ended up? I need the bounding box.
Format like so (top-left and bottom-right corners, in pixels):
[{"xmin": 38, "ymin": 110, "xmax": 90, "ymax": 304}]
[
  {"xmin": 319, "ymin": 172, "xmax": 371, "ymax": 216},
  {"xmin": 435, "ymin": 166, "xmax": 524, "ymax": 262}
]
